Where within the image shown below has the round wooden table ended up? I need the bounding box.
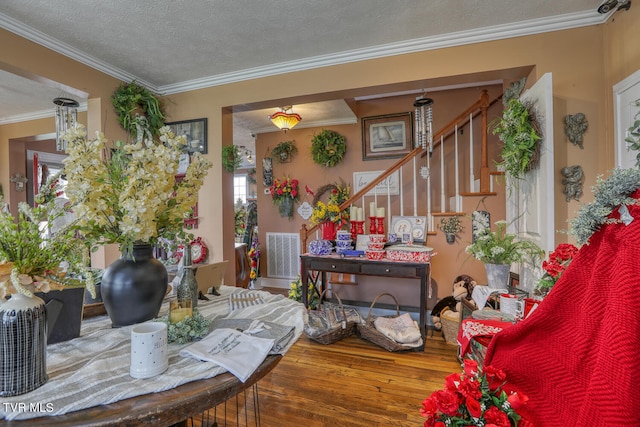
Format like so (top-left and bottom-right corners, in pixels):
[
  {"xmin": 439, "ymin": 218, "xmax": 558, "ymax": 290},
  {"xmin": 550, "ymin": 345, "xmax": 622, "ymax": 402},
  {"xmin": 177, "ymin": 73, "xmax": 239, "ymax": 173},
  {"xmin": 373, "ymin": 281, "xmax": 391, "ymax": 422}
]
[{"xmin": 0, "ymin": 355, "xmax": 281, "ymax": 427}]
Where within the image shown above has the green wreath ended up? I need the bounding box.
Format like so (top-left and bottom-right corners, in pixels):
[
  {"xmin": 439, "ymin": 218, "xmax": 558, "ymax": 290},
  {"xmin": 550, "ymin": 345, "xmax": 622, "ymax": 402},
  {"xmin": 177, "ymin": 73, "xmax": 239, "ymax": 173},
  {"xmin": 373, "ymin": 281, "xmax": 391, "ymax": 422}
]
[
  {"xmin": 311, "ymin": 129, "xmax": 347, "ymax": 167},
  {"xmin": 492, "ymin": 98, "xmax": 542, "ymax": 180},
  {"xmin": 111, "ymin": 81, "xmax": 165, "ymax": 137}
]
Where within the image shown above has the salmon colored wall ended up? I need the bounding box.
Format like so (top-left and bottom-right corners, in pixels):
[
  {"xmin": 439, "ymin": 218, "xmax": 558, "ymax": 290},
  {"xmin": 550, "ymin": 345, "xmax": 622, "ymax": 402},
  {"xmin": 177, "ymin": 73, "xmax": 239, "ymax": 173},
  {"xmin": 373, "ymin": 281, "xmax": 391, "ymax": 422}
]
[
  {"xmin": 2, "ymin": 8, "xmax": 639, "ymax": 298},
  {"xmin": 253, "ymin": 86, "xmax": 504, "ymax": 297}
]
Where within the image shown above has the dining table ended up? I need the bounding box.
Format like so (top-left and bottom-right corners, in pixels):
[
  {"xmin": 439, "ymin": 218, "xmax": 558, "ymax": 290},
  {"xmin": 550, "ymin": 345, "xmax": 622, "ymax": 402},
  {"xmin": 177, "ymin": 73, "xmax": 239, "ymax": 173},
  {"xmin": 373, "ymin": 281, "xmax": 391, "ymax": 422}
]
[{"xmin": 0, "ymin": 286, "xmax": 305, "ymax": 426}]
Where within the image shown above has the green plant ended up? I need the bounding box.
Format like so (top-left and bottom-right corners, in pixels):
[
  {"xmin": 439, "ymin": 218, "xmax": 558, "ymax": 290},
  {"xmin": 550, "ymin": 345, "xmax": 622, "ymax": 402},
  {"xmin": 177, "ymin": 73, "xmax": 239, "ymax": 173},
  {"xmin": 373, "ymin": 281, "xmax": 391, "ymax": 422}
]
[
  {"xmin": 162, "ymin": 309, "xmax": 211, "ymax": 344},
  {"xmin": 111, "ymin": 81, "xmax": 165, "ymax": 138},
  {"xmin": 62, "ymin": 124, "xmax": 212, "ymax": 256},
  {"xmin": 311, "ymin": 129, "xmax": 347, "ymax": 167},
  {"xmin": 0, "ymin": 179, "xmax": 95, "ymax": 299},
  {"xmin": 492, "ymin": 98, "xmax": 541, "ymax": 180},
  {"xmin": 624, "ymin": 99, "xmax": 640, "ymax": 166},
  {"xmin": 234, "ymin": 202, "xmax": 246, "ymax": 238},
  {"xmin": 465, "ymin": 220, "xmax": 543, "ymax": 265},
  {"xmin": 270, "ymin": 140, "xmax": 297, "ymax": 163},
  {"xmin": 288, "ymin": 275, "xmax": 319, "ymax": 309},
  {"xmin": 247, "ymin": 168, "xmax": 257, "ymax": 184},
  {"xmin": 569, "ymin": 167, "xmax": 640, "ymax": 245},
  {"xmin": 438, "ymin": 216, "xmax": 464, "ymax": 235},
  {"xmin": 222, "ymin": 145, "xmax": 242, "ymax": 173}
]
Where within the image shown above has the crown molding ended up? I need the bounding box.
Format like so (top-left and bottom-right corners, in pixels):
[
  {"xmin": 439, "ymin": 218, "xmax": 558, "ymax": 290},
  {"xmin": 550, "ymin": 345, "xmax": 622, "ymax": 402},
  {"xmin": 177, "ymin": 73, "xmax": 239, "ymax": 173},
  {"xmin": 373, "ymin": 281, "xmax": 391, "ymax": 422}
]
[
  {"xmin": 0, "ymin": 102, "xmax": 88, "ymax": 125},
  {"xmin": 0, "ymin": 13, "xmax": 153, "ymax": 89},
  {"xmin": 1, "ymin": 9, "xmax": 604, "ymax": 98},
  {"xmin": 159, "ymin": 10, "xmax": 604, "ymax": 95}
]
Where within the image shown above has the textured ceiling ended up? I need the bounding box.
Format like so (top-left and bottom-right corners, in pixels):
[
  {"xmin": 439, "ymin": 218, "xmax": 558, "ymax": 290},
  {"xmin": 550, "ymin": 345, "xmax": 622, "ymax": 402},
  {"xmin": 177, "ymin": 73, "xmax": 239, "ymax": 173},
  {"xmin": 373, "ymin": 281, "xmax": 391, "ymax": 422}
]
[{"xmin": 0, "ymin": 0, "xmax": 616, "ymax": 149}]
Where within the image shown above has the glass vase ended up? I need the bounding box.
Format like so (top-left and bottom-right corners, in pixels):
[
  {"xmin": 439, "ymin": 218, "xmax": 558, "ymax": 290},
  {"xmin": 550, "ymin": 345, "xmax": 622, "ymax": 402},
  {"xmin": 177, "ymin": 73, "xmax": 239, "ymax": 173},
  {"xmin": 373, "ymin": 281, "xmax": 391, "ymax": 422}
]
[{"xmin": 176, "ymin": 243, "xmax": 198, "ymax": 309}]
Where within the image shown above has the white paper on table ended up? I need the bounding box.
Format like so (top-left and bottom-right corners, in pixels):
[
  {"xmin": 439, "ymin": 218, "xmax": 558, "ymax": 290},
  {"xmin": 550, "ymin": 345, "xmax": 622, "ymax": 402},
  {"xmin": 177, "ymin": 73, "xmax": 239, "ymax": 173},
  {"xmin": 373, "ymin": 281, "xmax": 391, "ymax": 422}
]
[{"xmin": 179, "ymin": 328, "xmax": 275, "ymax": 382}]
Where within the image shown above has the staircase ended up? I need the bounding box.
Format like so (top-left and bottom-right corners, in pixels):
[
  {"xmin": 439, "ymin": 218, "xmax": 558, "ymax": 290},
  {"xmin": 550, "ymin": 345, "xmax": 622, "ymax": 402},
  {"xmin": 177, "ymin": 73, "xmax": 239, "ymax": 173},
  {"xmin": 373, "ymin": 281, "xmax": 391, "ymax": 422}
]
[{"xmin": 300, "ymin": 90, "xmax": 504, "ymax": 252}]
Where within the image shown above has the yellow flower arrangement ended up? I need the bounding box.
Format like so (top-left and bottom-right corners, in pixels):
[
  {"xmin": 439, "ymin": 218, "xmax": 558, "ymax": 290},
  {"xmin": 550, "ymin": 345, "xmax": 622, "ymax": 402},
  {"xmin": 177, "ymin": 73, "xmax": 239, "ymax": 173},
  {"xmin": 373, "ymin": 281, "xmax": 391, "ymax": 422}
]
[
  {"xmin": 310, "ymin": 200, "xmax": 342, "ymax": 225},
  {"xmin": 309, "ymin": 180, "xmax": 351, "ymax": 226},
  {"xmin": 62, "ymin": 124, "xmax": 212, "ymax": 254}
]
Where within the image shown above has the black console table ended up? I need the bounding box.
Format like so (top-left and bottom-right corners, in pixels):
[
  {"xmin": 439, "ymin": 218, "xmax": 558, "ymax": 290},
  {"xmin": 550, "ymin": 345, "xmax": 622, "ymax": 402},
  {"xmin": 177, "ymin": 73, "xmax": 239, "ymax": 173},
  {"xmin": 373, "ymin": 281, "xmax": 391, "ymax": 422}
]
[{"xmin": 299, "ymin": 254, "xmax": 431, "ymax": 346}]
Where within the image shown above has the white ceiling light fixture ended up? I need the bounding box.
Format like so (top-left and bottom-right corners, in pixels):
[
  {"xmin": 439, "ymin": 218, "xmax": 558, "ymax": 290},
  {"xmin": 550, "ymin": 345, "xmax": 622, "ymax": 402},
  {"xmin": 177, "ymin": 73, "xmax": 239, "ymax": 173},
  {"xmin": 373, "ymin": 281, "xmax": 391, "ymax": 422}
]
[
  {"xmin": 268, "ymin": 106, "xmax": 301, "ymax": 133},
  {"xmin": 53, "ymin": 96, "xmax": 79, "ymax": 151}
]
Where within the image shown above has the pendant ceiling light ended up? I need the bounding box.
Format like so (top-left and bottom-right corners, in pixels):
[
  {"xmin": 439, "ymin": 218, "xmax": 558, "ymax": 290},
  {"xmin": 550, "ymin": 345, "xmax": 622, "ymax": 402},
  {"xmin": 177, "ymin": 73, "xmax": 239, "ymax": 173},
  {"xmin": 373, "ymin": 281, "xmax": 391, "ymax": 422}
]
[
  {"xmin": 53, "ymin": 96, "xmax": 79, "ymax": 151},
  {"xmin": 268, "ymin": 106, "xmax": 301, "ymax": 133}
]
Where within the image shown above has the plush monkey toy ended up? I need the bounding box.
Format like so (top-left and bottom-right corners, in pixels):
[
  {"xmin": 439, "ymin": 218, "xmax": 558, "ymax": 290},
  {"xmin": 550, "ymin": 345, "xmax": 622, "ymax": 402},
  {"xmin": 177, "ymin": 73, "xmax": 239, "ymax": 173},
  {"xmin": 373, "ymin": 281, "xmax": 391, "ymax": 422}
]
[{"xmin": 430, "ymin": 275, "xmax": 477, "ymax": 329}]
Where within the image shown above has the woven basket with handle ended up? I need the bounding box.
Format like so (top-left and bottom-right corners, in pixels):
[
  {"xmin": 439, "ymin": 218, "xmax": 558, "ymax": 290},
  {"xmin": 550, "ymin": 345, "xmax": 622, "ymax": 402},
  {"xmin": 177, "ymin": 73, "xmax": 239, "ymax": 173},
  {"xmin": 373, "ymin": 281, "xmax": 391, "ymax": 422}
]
[
  {"xmin": 303, "ymin": 290, "xmax": 358, "ymax": 345},
  {"xmin": 357, "ymin": 292, "xmax": 423, "ymax": 352},
  {"xmin": 440, "ymin": 310, "xmax": 460, "ymax": 345}
]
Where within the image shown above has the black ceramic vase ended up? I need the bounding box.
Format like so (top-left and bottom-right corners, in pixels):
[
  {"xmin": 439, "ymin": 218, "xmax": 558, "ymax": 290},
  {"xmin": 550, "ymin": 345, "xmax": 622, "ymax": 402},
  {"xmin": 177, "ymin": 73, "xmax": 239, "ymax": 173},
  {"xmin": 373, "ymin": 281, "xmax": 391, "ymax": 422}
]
[{"xmin": 101, "ymin": 244, "xmax": 168, "ymax": 327}]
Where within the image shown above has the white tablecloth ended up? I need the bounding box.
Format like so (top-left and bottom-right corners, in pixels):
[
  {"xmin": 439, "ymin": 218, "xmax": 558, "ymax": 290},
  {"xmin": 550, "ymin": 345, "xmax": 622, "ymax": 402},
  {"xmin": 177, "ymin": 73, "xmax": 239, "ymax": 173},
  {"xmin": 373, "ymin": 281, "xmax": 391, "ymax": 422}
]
[{"xmin": 0, "ymin": 286, "xmax": 305, "ymax": 421}]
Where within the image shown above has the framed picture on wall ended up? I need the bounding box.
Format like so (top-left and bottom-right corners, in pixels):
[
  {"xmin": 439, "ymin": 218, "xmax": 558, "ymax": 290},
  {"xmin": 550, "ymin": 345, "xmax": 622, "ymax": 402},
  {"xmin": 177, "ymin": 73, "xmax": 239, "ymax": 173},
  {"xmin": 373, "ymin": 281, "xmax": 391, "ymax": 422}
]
[
  {"xmin": 390, "ymin": 215, "xmax": 427, "ymax": 243},
  {"xmin": 166, "ymin": 118, "xmax": 208, "ymax": 154},
  {"xmin": 362, "ymin": 112, "xmax": 413, "ymax": 160}
]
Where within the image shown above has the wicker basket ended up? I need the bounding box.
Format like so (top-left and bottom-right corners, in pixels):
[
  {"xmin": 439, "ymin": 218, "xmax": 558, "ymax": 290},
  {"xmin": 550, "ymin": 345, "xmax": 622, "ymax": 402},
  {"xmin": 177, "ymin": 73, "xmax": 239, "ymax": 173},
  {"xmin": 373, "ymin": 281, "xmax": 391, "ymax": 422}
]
[
  {"xmin": 303, "ymin": 290, "xmax": 358, "ymax": 345},
  {"xmin": 357, "ymin": 292, "xmax": 423, "ymax": 352},
  {"xmin": 440, "ymin": 311, "xmax": 460, "ymax": 345}
]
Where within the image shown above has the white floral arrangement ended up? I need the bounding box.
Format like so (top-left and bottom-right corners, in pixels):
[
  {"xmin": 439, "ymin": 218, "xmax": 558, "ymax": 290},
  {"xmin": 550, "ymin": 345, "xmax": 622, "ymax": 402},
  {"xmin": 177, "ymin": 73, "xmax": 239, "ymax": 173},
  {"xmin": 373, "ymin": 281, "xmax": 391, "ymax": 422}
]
[{"xmin": 62, "ymin": 124, "xmax": 212, "ymax": 254}]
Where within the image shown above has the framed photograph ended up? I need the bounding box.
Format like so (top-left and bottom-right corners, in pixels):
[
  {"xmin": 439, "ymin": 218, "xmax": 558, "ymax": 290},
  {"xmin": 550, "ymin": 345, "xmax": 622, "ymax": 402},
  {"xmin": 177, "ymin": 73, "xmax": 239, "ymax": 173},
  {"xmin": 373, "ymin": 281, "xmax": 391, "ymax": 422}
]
[
  {"xmin": 362, "ymin": 112, "xmax": 413, "ymax": 160},
  {"xmin": 390, "ymin": 216, "xmax": 427, "ymax": 243},
  {"xmin": 166, "ymin": 118, "xmax": 208, "ymax": 154}
]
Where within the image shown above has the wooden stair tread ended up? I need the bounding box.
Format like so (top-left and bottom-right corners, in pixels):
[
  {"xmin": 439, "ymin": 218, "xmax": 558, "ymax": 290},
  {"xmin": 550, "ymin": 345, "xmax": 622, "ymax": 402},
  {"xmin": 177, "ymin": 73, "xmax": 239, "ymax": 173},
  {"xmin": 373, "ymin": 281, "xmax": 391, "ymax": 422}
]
[
  {"xmin": 431, "ymin": 212, "xmax": 465, "ymax": 217},
  {"xmin": 459, "ymin": 191, "xmax": 497, "ymax": 197}
]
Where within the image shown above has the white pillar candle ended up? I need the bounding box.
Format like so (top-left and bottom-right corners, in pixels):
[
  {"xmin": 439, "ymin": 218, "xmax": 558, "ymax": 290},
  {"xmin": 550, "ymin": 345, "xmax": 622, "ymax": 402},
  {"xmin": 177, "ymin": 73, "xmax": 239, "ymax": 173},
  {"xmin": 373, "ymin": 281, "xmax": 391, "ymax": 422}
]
[
  {"xmin": 369, "ymin": 202, "xmax": 376, "ymax": 218},
  {"xmin": 376, "ymin": 207, "xmax": 385, "ymax": 218},
  {"xmin": 356, "ymin": 207, "xmax": 363, "ymax": 221}
]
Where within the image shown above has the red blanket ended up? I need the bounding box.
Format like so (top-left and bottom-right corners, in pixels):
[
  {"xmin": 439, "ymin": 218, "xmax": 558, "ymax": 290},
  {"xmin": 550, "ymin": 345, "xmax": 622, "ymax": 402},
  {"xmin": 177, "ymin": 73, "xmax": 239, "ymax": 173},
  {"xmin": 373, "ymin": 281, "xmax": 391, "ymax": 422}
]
[{"xmin": 484, "ymin": 198, "xmax": 640, "ymax": 427}]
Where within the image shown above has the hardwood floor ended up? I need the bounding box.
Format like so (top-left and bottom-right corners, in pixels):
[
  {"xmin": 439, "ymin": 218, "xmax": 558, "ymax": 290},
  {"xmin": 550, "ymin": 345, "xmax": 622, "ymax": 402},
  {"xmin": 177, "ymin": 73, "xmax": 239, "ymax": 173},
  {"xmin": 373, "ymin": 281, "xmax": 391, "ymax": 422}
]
[{"xmin": 189, "ymin": 287, "xmax": 462, "ymax": 427}]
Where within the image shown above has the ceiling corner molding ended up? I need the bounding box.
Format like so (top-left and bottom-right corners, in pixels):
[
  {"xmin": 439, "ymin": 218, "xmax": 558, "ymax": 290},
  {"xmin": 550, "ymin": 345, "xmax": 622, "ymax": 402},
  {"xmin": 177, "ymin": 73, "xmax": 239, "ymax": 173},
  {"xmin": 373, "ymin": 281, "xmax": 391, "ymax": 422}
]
[
  {"xmin": 0, "ymin": 13, "xmax": 156, "ymax": 90},
  {"xmin": 1, "ymin": 9, "xmax": 605, "ymax": 99},
  {"xmin": 0, "ymin": 108, "xmax": 52, "ymax": 125},
  {"xmin": 0, "ymin": 102, "xmax": 87, "ymax": 125},
  {"xmin": 160, "ymin": 10, "xmax": 605, "ymax": 96}
]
